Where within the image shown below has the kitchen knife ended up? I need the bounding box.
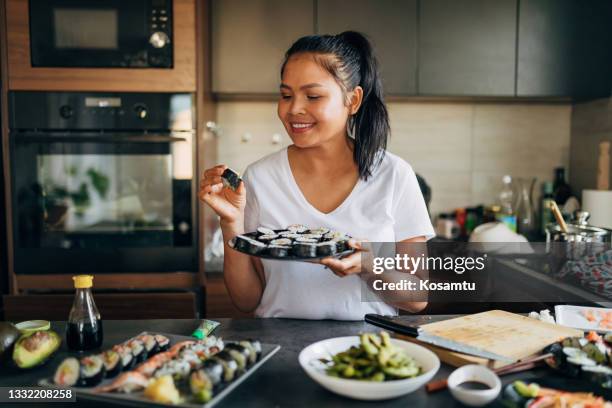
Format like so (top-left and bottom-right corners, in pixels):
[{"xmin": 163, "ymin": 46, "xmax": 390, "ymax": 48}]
[{"xmin": 364, "ymin": 314, "xmax": 515, "ymax": 363}]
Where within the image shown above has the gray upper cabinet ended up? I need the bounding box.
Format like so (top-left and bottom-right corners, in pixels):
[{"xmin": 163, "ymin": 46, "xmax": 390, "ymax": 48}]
[
  {"xmin": 212, "ymin": 0, "xmax": 314, "ymax": 94},
  {"xmin": 316, "ymin": 0, "xmax": 418, "ymax": 96},
  {"xmin": 518, "ymin": 0, "xmax": 612, "ymax": 98},
  {"xmin": 419, "ymin": 0, "xmax": 517, "ymax": 96},
  {"xmin": 517, "ymin": 0, "xmax": 573, "ymax": 97}
]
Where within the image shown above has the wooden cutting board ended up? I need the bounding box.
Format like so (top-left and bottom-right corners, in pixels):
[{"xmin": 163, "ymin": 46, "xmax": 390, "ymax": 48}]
[{"xmin": 396, "ymin": 310, "xmax": 583, "ymax": 369}]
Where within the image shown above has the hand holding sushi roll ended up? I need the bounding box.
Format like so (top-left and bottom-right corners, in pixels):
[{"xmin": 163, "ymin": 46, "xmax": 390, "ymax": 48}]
[{"xmin": 199, "ymin": 165, "xmax": 246, "ymax": 227}]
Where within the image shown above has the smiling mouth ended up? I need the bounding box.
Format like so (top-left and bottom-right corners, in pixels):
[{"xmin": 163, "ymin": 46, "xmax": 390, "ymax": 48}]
[{"xmin": 290, "ymin": 123, "xmax": 315, "ymax": 133}]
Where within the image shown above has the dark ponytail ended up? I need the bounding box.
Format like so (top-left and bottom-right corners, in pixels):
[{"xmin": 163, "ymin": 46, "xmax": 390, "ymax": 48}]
[{"xmin": 281, "ymin": 31, "xmax": 389, "ymax": 180}]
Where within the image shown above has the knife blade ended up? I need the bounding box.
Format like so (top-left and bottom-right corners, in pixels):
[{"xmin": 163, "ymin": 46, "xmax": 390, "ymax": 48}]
[
  {"xmin": 364, "ymin": 313, "xmax": 515, "ymax": 362},
  {"xmin": 414, "ymin": 330, "xmax": 515, "ymax": 363}
]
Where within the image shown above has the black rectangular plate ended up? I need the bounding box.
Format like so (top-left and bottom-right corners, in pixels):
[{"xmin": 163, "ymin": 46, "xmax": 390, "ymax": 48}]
[
  {"xmin": 229, "ymin": 230, "xmax": 354, "ymax": 261},
  {"xmin": 39, "ymin": 332, "xmax": 280, "ymax": 408}
]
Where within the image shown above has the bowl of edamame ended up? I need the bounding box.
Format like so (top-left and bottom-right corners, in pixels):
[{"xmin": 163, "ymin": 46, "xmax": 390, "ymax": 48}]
[{"xmin": 298, "ymin": 332, "xmax": 440, "ymax": 400}]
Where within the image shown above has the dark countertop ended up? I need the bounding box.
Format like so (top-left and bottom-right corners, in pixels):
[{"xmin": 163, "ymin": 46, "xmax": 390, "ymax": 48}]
[{"xmin": 0, "ymin": 317, "xmax": 569, "ymax": 407}]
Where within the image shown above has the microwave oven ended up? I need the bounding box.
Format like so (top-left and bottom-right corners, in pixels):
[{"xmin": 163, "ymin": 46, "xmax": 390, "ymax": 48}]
[{"xmin": 28, "ymin": 0, "xmax": 173, "ymax": 68}]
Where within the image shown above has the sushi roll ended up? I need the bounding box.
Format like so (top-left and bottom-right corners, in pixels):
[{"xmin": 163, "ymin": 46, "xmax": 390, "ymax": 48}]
[
  {"xmin": 201, "ymin": 359, "xmax": 224, "ymax": 387},
  {"xmin": 190, "ymin": 370, "xmax": 214, "ymax": 403},
  {"xmin": 324, "ymin": 231, "xmax": 344, "ymax": 240},
  {"xmin": 234, "ymin": 235, "xmax": 255, "ymax": 252},
  {"xmin": 154, "ymin": 334, "xmax": 170, "ymax": 352},
  {"xmin": 221, "ymin": 168, "xmax": 242, "ymax": 191},
  {"xmin": 78, "ymin": 355, "xmax": 106, "ymax": 387},
  {"xmin": 139, "ymin": 334, "xmax": 159, "ymax": 357},
  {"xmin": 114, "ymin": 345, "xmax": 135, "ymax": 371},
  {"xmin": 234, "ymin": 236, "xmax": 266, "ymax": 255},
  {"xmin": 279, "ymin": 232, "xmax": 301, "ymax": 240},
  {"xmin": 270, "ymin": 238, "xmax": 292, "ymax": 246},
  {"xmin": 218, "ymin": 348, "xmax": 247, "ymax": 373},
  {"xmin": 256, "ymin": 227, "xmax": 276, "ymax": 236},
  {"xmin": 309, "ymin": 227, "xmax": 330, "ymax": 235},
  {"xmin": 225, "ymin": 343, "xmax": 252, "ymax": 368},
  {"xmin": 292, "ymin": 239, "xmax": 318, "ymax": 257},
  {"xmin": 287, "ymin": 224, "xmax": 308, "ymax": 233},
  {"xmin": 317, "ymin": 241, "xmax": 337, "ymax": 256},
  {"xmin": 268, "ymin": 245, "xmax": 291, "ymax": 258},
  {"xmin": 333, "ymin": 237, "xmax": 351, "ymax": 252},
  {"xmin": 238, "ymin": 341, "xmax": 258, "ymax": 365},
  {"xmin": 248, "ymin": 339, "xmax": 262, "ymax": 358},
  {"xmin": 102, "ymin": 349, "xmax": 123, "ymax": 379},
  {"xmin": 257, "ymin": 234, "xmax": 279, "ymax": 242},
  {"xmin": 54, "ymin": 357, "xmax": 80, "ymax": 387},
  {"xmin": 211, "ymin": 353, "xmax": 238, "ymax": 382},
  {"xmin": 301, "ymin": 233, "xmax": 323, "ymax": 241},
  {"xmin": 127, "ymin": 339, "xmax": 147, "ymax": 364}
]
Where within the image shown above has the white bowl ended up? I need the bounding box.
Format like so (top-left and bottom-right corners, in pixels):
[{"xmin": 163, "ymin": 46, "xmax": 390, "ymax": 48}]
[
  {"xmin": 447, "ymin": 364, "xmax": 501, "ymax": 407},
  {"xmin": 298, "ymin": 336, "xmax": 440, "ymax": 401}
]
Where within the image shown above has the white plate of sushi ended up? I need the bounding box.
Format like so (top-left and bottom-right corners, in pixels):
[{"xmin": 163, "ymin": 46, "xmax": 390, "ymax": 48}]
[{"xmin": 229, "ymin": 225, "xmax": 355, "ymax": 261}]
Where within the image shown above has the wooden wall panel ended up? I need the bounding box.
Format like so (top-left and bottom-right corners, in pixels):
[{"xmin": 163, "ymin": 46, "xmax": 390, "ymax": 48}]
[
  {"xmin": 4, "ymin": 292, "xmax": 198, "ymax": 321},
  {"xmin": 5, "ymin": 0, "xmax": 196, "ymax": 92}
]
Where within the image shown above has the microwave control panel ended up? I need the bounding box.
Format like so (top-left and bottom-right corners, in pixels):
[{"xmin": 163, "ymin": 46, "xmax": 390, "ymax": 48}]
[{"xmin": 148, "ymin": 0, "xmax": 173, "ymax": 67}]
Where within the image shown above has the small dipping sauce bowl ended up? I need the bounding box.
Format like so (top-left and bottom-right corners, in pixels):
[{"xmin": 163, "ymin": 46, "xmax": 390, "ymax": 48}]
[{"xmin": 447, "ymin": 364, "xmax": 501, "ymax": 407}]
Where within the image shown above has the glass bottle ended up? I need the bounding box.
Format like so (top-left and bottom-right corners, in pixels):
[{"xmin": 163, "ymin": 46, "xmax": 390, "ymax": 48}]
[
  {"xmin": 496, "ymin": 175, "xmax": 517, "ymax": 232},
  {"xmin": 515, "ymin": 177, "xmax": 536, "ymax": 236},
  {"xmin": 553, "ymin": 167, "xmax": 572, "ymax": 206},
  {"xmin": 66, "ymin": 275, "xmax": 103, "ymax": 351}
]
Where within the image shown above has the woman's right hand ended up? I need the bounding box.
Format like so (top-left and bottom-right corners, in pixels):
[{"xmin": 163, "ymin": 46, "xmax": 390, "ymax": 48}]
[{"xmin": 198, "ymin": 165, "xmax": 246, "ymax": 227}]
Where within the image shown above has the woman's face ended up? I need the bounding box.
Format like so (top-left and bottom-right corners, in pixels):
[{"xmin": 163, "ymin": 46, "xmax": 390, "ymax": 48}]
[{"xmin": 278, "ymin": 53, "xmax": 355, "ymax": 149}]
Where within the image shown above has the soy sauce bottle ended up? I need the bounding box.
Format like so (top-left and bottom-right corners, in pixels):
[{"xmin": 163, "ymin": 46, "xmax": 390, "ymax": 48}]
[{"xmin": 66, "ymin": 275, "xmax": 103, "ymax": 351}]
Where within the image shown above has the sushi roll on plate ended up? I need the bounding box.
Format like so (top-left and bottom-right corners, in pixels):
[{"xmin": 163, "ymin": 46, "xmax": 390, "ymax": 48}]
[
  {"xmin": 127, "ymin": 339, "xmax": 147, "ymax": 364},
  {"xmin": 257, "ymin": 234, "xmax": 278, "ymax": 243},
  {"xmin": 54, "ymin": 357, "xmax": 80, "ymax": 387},
  {"xmin": 113, "ymin": 345, "xmax": 135, "ymax": 371},
  {"xmin": 102, "ymin": 349, "xmax": 123, "ymax": 378},
  {"xmin": 138, "ymin": 334, "xmax": 159, "ymax": 357},
  {"xmin": 224, "ymin": 344, "xmax": 252, "ymax": 368},
  {"xmin": 292, "ymin": 239, "xmax": 318, "ymax": 258},
  {"xmin": 211, "ymin": 353, "xmax": 238, "ymax": 382},
  {"xmin": 287, "ymin": 224, "xmax": 308, "ymax": 234},
  {"xmin": 190, "ymin": 369, "xmax": 214, "ymax": 403},
  {"xmin": 268, "ymin": 245, "xmax": 291, "ymax": 258},
  {"xmin": 232, "ymin": 235, "xmax": 266, "ymax": 255},
  {"xmin": 154, "ymin": 334, "xmax": 170, "ymax": 352},
  {"xmin": 316, "ymin": 241, "xmax": 337, "ymax": 257},
  {"xmin": 256, "ymin": 227, "xmax": 276, "ymax": 236},
  {"xmin": 78, "ymin": 355, "xmax": 106, "ymax": 387},
  {"xmin": 201, "ymin": 359, "xmax": 224, "ymax": 387}
]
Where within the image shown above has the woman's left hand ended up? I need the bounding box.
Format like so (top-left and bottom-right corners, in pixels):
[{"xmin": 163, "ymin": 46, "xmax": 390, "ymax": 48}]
[{"xmin": 319, "ymin": 239, "xmax": 369, "ymax": 277}]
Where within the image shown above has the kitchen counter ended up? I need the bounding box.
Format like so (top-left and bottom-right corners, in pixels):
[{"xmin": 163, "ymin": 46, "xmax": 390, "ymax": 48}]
[{"xmin": 0, "ymin": 317, "xmax": 577, "ymax": 407}]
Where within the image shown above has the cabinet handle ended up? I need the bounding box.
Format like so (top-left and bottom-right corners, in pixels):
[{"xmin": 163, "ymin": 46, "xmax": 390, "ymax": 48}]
[{"xmin": 205, "ymin": 121, "xmax": 221, "ymax": 137}]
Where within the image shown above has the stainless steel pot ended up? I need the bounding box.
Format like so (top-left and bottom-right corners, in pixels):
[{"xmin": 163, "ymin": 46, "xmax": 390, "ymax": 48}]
[{"xmin": 546, "ymin": 211, "xmax": 611, "ymax": 262}]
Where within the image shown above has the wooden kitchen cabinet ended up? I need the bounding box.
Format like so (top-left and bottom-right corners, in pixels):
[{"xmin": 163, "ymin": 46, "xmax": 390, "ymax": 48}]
[
  {"xmin": 517, "ymin": 0, "xmax": 612, "ymax": 98},
  {"xmin": 211, "ymin": 0, "xmax": 314, "ymax": 94},
  {"xmin": 316, "ymin": 0, "xmax": 418, "ymax": 96},
  {"xmin": 418, "ymin": 0, "xmax": 517, "ymax": 96}
]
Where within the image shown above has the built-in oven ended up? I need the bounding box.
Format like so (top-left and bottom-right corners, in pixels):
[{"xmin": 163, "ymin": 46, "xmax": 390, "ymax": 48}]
[
  {"xmin": 8, "ymin": 91, "xmax": 195, "ymax": 275},
  {"xmin": 28, "ymin": 0, "xmax": 173, "ymax": 68}
]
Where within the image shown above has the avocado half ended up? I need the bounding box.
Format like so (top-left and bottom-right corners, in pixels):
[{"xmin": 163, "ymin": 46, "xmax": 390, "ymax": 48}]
[
  {"xmin": 0, "ymin": 322, "xmax": 21, "ymax": 361},
  {"xmin": 12, "ymin": 330, "xmax": 61, "ymax": 369}
]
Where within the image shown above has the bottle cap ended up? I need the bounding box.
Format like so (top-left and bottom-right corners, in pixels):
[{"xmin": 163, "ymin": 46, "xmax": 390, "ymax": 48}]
[{"xmin": 73, "ymin": 275, "xmax": 93, "ymax": 289}]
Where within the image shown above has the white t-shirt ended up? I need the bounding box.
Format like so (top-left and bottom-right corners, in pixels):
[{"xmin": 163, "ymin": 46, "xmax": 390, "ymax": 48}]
[{"xmin": 242, "ymin": 147, "xmax": 435, "ymax": 320}]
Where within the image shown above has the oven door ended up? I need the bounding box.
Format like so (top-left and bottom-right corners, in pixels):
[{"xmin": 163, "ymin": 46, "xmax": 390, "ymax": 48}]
[
  {"xmin": 29, "ymin": 0, "xmax": 172, "ymax": 68},
  {"xmin": 10, "ymin": 132, "xmax": 195, "ymax": 274}
]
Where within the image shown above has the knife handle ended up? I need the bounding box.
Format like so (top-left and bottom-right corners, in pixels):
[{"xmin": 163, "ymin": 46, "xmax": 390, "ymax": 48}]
[{"xmin": 364, "ymin": 314, "xmax": 420, "ymax": 337}]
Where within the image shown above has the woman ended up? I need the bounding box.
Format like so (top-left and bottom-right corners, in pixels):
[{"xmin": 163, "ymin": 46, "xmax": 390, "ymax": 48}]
[{"xmin": 199, "ymin": 32, "xmax": 434, "ymax": 320}]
